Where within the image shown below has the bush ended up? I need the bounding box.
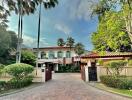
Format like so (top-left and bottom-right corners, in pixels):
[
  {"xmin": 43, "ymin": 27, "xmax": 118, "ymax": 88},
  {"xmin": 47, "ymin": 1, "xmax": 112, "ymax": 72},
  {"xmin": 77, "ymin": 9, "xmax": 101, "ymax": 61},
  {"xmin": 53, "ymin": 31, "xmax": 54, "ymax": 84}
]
[
  {"xmin": 0, "ymin": 81, "xmax": 7, "ymax": 91},
  {"xmin": 100, "ymin": 75, "xmax": 132, "ymax": 89},
  {"xmin": 4, "ymin": 63, "xmax": 34, "ymax": 88},
  {"xmin": 4, "ymin": 63, "xmax": 34, "ymax": 79},
  {"xmin": 57, "ymin": 64, "xmax": 80, "ymax": 73},
  {"xmin": 8, "ymin": 76, "xmax": 33, "ymax": 89}
]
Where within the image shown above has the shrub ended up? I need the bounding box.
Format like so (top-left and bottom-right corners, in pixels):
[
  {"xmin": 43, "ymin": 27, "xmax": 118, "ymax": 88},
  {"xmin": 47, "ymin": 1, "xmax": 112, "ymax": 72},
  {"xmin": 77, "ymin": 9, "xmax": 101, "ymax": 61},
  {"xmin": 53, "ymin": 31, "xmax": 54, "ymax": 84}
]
[
  {"xmin": 4, "ymin": 63, "xmax": 34, "ymax": 88},
  {"xmin": 0, "ymin": 81, "xmax": 7, "ymax": 91},
  {"xmin": 100, "ymin": 75, "xmax": 132, "ymax": 89},
  {"xmin": 4, "ymin": 63, "xmax": 34, "ymax": 79},
  {"xmin": 57, "ymin": 64, "xmax": 80, "ymax": 73},
  {"xmin": 8, "ymin": 76, "xmax": 33, "ymax": 89}
]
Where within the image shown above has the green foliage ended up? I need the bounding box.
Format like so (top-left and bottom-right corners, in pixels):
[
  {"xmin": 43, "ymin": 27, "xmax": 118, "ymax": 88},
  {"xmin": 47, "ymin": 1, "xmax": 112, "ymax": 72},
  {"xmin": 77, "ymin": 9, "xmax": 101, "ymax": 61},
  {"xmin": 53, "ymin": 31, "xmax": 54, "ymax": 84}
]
[
  {"xmin": 0, "ymin": 64, "xmax": 5, "ymax": 76},
  {"xmin": 128, "ymin": 60, "xmax": 132, "ymax": 66},
  {"xmin": 57, "ymin": 38, "xmax": 65, "ymax": 46},
  {"xmin": 92, "ymin": 0, "xmax": 132, "ymax": 42},
  {"xmin": 21, "ymin": 50, "xmax": 36, "ymax": 66},
  {"xmin": 4, "ymin": 63, "xmax": 34, "ymax": 80},
  {"xmin": 105, "ymin": 60, "xmax": 127, "ymax": 75},
  {"xmin": 97, "ymin": 59, "xmax": 104, "ymax": 66},
  {"xmin": 91, "ymin": 11, "xmax": 131, "ymax": 52},
  {"xmin": 0, "ymin": 81, "xmax": 7, "ymax": 92},
  {"xmin": 75, "ymin": 43, "xmax": 85, "ymax": 56},
  {"xmin": 57, "ymin": 64, "xmax": 80, "ymax": 73},
  {"xmin": 100, "ymin": 75, "xmax": 132, "ymax": 89},
  {"xmin": 66, "ymin": 37, "xmax": 75, "ymax": 48},
  {"xmin": 4, "ymin": 63, "xmax": 34, "ymax": 88},
  {"xmin": 0, "ymin": 25, "xmax": 17, "ymax": 64},
  {"xmin": 8, "ymin": 76, "xmax": 33, "ymax": 89}
]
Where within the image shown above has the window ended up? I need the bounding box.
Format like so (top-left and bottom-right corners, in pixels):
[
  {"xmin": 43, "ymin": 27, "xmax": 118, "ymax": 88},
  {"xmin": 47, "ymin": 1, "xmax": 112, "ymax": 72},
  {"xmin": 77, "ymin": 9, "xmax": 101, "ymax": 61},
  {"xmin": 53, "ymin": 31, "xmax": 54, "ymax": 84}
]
[
  {"xmin": 41, "ymin": 51, "xmax": 46, "ymax": 59},
  {"xmin": 48, "ymin": 51, "xmax": 55, "ymax": 59},
  {"xmin": 57, "ymin": 51, "xmax": 63, "ymax": 58},
  {"xmin": 66, "ymin": 51, "xmax": 71, "ymax": 58}
]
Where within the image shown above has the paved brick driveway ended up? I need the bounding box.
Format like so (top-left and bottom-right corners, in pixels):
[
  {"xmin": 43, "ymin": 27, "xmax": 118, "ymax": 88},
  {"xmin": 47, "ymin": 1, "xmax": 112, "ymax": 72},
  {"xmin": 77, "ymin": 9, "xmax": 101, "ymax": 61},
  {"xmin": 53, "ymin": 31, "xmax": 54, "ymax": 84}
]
[{"xmin": 0, "ymin": 73, "xmax": 131, "ymax": 100}]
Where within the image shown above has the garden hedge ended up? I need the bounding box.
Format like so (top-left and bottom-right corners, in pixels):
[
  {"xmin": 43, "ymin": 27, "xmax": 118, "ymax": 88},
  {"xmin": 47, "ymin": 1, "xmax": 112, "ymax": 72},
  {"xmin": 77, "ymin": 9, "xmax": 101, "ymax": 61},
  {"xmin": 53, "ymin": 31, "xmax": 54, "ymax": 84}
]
[
  {"xmin": 4, "ymin": 63, "xmax": 34, "ymax": 88},
  {"xmin": 100, "ymin": 75, "xmax": 132, "ymax": 89}
]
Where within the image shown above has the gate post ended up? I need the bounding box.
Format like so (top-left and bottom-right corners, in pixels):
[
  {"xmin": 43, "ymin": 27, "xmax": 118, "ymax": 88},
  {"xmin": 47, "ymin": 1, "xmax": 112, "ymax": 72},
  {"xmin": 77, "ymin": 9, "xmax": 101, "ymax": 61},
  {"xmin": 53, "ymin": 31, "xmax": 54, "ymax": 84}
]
[
  {"xmin": 41, "ymin": 64, "xmax": 46, "ymax": 82},
  {"xmin": 97, "ymin": 66, "xmax": 100, "ymax": 82},
  {"xmin": 85, "ymin": 65, "xmax": 89, "ymax": 82}
]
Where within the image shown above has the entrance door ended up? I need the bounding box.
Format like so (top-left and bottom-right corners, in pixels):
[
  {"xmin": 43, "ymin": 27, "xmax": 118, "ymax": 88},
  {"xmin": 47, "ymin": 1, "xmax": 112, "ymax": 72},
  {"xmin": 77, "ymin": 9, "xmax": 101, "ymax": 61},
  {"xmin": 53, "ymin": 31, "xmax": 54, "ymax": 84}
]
[{"xmin": 88, "ymin": 67, "xmax": 97, "ymax": 81}]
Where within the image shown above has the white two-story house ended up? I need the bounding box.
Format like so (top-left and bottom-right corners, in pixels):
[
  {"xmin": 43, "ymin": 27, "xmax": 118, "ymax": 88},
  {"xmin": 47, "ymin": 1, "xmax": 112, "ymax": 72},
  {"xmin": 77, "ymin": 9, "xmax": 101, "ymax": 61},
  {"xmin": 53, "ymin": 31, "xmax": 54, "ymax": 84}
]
[{"xmin": 33, "ymin": 46, "xmax": 79, "ymax": 71}]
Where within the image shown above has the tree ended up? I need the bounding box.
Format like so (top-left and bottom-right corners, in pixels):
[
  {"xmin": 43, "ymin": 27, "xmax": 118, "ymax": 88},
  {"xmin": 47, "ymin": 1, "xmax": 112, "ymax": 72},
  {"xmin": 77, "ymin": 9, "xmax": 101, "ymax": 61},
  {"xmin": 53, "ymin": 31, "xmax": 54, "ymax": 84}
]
[
  {"xmin": 35, "ymin": 0, "xmax": 58, "ymax": 75},
  {"xmin": 0, "ymin": 3, "xmax": 10, "ymax": 28},
  {"xmin": 66, "ymin": 37, "xmax": 75, "ymax": 48},
  {"xmin": 75, "ymin": 43, "xmax": 85, "ymax": 56},
  {"xmin": 3, "ymin": 0, "xmax": 37, "ymax": 63},
  {"xmin": 57, "ymin": 38, "xmax": 65, "ymax": 46},
  {"xmin": 4, "ymin": 0, "xmax": 58, "ymax": 63},
  {"xmin": 21, "ymin": 50, "xmax": 36, "ymax": 66},
  {"xmin": 91, "ymin": 0, "xmax": 132, "ymax": 42},
  {"xmin": 0, "ymin": 25, "xmax": 18, "ymax": 64},
  {"xmin": 91, "ymin": 11, "xmax": 132, "ymax": 52}
]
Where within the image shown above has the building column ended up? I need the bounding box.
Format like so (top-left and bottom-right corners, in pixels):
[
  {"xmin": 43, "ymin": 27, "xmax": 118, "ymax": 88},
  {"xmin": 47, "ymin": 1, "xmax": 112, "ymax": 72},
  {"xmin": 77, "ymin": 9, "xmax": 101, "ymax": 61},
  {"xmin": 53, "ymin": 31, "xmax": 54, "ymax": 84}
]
[
  {"xmin": 55, "ymin": 64, "xmax": 59, "ymax": 71},
  {"xmin": 55, "ymin": 51, "xmax": 58, "ymax": 58},
  {"xmin": 97, "ymin": 66, "xmax": 101, "ymax": 82},
  {"xmin": 85, "ymin": 65, "xmax": 89, "ymax": 82}
]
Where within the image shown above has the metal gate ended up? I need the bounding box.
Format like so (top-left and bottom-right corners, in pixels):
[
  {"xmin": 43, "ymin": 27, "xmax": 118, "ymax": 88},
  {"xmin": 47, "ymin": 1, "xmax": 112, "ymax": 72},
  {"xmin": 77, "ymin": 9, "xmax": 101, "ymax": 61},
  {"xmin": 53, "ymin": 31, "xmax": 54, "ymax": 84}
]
[
  {"xmin": 88, "ymin": 67, "xmax": 97, "ymax": 81},
  {"xmin": 45, "ymin": 65, "xmax": 52, "ymax": 81}
]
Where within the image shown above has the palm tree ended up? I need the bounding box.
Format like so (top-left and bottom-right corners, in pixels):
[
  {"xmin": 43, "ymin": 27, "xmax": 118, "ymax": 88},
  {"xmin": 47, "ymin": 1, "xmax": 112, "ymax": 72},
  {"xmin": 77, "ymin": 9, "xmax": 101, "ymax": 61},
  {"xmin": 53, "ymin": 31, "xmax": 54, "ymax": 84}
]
[
  {"xmin": 35, "ymin": 0, "xmax": 58, "ymax": 75},
  {"xmin": 75, "ymin": 43, "xmax": 85, "ymax": 56},
  {"xmin": 3, "ymin": 0, "xmax": 36, "ymax": 63},
  {"xmin": 75, "ymin": 43, "xmax": 85, "ymax": 67},
  {"xmin": 66, "ymin": 37, "xmax": 75, "ymax": 48},
  {"xmin": 57, "ymin": 38, "xmax": 65, "ymax": 46},
  {"xmin": 0, "ymin": 5, "xmax": 10, "ymax": 28}
]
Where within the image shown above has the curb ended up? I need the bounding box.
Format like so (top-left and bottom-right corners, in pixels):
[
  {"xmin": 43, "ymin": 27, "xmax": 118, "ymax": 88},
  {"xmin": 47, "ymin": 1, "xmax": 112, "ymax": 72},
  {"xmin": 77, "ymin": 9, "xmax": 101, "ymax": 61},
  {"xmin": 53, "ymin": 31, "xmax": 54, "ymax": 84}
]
[
  {"xmin": 0, "ymin": 83, "xmax": 44, "ymax": 97},
  {"xmin": 87, "ymin": 82, "xmax": 132, "ymax": 99}
]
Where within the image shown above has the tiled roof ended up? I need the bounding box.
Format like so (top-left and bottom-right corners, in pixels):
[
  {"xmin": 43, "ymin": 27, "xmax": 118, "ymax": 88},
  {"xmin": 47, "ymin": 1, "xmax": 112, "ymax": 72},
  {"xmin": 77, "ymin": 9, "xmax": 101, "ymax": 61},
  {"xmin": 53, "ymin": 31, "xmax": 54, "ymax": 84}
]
[
  {"xmin": 81, "ymin": 52, "xmax": 132, "ymax": 58},
  {"xmin": 33, "ymin": 46, "xmax": 74, "ymax": 50}
]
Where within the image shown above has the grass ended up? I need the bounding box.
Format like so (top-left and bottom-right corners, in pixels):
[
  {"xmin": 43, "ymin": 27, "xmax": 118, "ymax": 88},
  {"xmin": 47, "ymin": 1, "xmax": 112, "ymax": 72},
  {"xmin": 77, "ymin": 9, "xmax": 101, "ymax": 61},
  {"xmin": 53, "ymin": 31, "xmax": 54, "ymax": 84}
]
[{"xmin": 95, "ymin": 83, "xmax": 132, "ymax": 97}]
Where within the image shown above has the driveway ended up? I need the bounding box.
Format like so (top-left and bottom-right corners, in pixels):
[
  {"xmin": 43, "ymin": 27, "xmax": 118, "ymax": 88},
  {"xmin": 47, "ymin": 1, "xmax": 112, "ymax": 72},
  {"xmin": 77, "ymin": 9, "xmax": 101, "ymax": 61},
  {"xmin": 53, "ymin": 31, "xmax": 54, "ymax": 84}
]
[{"xmin": 0, "ymin": 73, "xmax": 131, "ymax": 100}]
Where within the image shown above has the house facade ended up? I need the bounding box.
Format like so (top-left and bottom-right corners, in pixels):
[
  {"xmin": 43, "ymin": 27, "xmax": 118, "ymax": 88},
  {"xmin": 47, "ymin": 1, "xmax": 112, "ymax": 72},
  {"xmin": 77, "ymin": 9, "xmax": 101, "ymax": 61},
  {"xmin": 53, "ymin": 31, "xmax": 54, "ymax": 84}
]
[{"xmin": 33, "ymin": 46, "xmax": 79, "ymax": 71}]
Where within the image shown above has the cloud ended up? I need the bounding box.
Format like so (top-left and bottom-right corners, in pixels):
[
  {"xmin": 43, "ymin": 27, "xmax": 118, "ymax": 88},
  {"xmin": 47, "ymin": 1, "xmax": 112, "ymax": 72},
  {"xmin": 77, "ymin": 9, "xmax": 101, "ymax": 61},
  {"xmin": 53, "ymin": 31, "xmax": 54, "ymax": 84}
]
[
  {"xmin": 55, "ymin": 23, "xmax": 71, "ymax": 35},
  {"xmin": 22, "ymin": 34, "xmax": 49, "ymax": 48},
  {"xmin": 69, "ymin": 0, "xmax": 97, "ymax": 21}
]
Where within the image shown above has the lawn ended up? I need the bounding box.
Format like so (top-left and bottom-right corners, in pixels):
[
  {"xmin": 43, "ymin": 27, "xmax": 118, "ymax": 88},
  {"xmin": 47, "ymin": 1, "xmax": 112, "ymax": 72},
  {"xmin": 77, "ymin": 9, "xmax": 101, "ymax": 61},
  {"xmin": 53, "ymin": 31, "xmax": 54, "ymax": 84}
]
[{"xmin": 95, "ymin": 83, "xmax": 132, "ymax": 97}]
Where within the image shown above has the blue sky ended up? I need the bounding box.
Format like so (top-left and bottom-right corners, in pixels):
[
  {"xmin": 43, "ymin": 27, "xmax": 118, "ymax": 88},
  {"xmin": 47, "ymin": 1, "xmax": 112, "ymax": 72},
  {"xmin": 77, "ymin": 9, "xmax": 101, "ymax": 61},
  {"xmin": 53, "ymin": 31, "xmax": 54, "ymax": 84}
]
[{"xmin": 7, "ymin": 0, "xmax": 98, "ymax": 51}]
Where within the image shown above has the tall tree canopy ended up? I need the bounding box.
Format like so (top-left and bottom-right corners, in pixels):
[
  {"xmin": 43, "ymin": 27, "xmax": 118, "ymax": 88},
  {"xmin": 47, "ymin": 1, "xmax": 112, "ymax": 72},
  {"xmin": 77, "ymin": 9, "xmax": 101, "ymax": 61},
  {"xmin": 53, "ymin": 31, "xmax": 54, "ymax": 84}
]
[
  {"xmin": 75, "ymin": 43, "xmax": 85, "ymax": 56},
  {"xmin": 66, "ymin": 37, "xmax": 75, "ymax": 48},
  {"xmin": 91, "ymin": 11, "xmax": 131, "ymax": 52},
  {"xmin": 0, "ymin": 25, "xmax": 18, "ymax": 64},
  {"xmin": 92, "ymin": 0, "xmax": 132, "ymax": 42},
  {"xmin": 57, "ymin": 38, "xmax": 65, "ymax": 46}
]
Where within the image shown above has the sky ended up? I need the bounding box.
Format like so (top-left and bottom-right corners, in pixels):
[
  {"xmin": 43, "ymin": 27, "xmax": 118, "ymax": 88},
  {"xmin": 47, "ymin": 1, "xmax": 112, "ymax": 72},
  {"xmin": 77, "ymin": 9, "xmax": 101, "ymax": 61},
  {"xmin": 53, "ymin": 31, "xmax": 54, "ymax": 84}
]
[{"xmin": 7, "ymin": 0, "xmax": 98, "ymax": 51}]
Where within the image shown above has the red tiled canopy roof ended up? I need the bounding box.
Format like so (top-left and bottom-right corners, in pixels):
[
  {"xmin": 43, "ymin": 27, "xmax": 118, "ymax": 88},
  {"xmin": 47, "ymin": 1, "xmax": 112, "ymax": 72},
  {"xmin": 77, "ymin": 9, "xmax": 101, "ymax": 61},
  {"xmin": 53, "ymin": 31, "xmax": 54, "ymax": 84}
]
[{"xmin": 81, "ymin": 52, "xmax": 132, "ymax": 58}]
